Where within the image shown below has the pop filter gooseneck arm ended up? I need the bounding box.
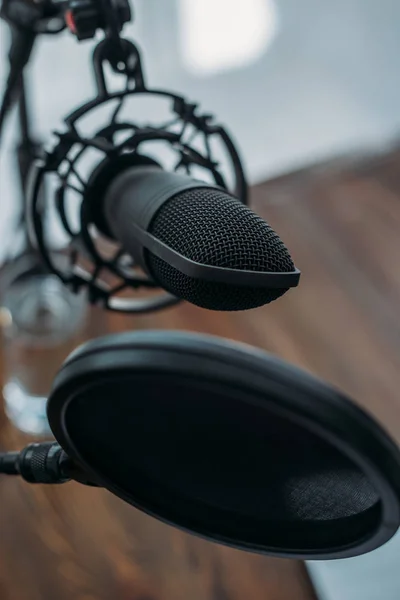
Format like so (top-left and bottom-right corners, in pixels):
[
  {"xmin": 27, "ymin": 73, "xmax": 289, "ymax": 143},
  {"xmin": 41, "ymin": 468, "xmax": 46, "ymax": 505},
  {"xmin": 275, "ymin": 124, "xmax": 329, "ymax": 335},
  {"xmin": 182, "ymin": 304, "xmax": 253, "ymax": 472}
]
[{"xmin": 0, "ymin": 442, "xmax": 97, "ymax": 486}]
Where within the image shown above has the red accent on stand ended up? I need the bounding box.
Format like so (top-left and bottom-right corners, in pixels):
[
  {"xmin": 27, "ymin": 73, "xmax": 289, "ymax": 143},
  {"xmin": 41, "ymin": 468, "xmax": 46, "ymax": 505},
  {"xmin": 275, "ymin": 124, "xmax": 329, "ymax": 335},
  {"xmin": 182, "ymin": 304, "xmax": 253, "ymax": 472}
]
[{"xmin": 65, "ymin": 10, "xmax": 77, "ymax": 35}]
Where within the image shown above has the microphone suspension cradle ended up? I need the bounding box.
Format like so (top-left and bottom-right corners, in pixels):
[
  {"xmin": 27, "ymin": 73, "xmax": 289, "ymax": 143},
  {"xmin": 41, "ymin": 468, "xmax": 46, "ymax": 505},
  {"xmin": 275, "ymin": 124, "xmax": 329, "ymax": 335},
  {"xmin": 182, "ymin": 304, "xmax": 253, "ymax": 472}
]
[{"xmin": 27, "ymin": 37, "xmax": 248, "ymax": 313}]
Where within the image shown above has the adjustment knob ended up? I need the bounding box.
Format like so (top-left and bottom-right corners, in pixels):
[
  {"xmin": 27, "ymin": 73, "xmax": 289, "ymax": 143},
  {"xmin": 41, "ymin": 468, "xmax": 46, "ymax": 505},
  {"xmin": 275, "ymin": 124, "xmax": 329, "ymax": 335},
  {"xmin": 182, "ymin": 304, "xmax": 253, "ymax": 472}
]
[
  {"xmin": 65, "ymin": 0, "xmax": 132, "ymax": 41},
  {"xmin": 65, "ymin": 0, "xmax": 99, "ymax": 41}
]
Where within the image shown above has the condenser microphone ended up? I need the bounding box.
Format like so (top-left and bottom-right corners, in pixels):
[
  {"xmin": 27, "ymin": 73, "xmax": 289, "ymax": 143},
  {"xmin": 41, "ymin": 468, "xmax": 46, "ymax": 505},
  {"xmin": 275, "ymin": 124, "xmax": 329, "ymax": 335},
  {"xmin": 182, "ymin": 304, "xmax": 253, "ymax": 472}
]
[
  {"xmin": 2, "ymin": 330, "xmax": 400, "ymax": 560},
  {"xmin": 27, "ymin": 34, "xmax": 300, "ymax": 314},
  {"xmin": 89, "ymin": 164, "xmax": 300, "ymax": 311}
]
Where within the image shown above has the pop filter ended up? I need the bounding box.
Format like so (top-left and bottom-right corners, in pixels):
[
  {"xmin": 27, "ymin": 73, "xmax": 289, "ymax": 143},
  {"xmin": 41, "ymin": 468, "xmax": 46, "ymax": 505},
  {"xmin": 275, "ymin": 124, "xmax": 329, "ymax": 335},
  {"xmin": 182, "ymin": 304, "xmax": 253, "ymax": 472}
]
[{"xmin": 47, "ymin": 331, "xmax": 400, "ymax": 560}]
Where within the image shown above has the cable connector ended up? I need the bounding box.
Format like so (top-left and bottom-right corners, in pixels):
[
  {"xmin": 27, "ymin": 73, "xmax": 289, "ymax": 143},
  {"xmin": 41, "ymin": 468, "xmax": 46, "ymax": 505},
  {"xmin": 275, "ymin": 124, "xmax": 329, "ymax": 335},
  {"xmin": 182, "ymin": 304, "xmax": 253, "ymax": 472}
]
[
  {"xmin": 0, "ymin": 442, "xmax": 99, "ymax": 486},
  {"xmin": 65, "ymin": 0, "xmax": 132, "ymax": 41},
  {"xmin": 16, "ymin": 442, "xmax": 70, "ymax": 484},
  {"xmin": 1, "ymin": 442, "xmax": 70, "ymax": 483}
]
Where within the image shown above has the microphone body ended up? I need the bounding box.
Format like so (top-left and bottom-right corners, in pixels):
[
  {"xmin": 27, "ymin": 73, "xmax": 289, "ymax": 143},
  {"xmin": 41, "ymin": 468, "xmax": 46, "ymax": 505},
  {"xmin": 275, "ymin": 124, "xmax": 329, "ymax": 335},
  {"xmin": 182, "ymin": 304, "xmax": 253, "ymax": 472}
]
[
  {"xmin": 102, "ymin": 166, "xmax": 202, "ymax": 264},
  {"xmin": 98, "ymin": 165, "xmax": 298, "ymax": 311}
]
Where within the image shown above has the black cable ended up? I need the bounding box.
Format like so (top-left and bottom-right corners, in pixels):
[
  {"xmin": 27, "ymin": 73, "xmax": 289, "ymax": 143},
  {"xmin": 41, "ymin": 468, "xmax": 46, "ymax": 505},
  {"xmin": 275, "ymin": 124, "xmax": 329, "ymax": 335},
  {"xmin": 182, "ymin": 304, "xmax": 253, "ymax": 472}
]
[
  {"xmin": 18, "ymin": 74, "xmax": 30, "ymax": 141},
  {"xmin": 15, "ymin": 72, "xmax": 42, "ymax": 248},
  {"xmin": 0, "ymin": 451, "xmax": 20, "ymax": 475},
  {"xmin": 0, "ymin": 442, "xmax": 98, "ymax": 486},
  {"xmin": 2, "ymin": 70, "xmax": 41, "ymax": 260},
  {"xmin": 0, "ymin": 443, "xmax": 71, "ymax": 482},
  {"xmin": 0, "ymin": 25, "xmax": 36, "ymax": 144}
]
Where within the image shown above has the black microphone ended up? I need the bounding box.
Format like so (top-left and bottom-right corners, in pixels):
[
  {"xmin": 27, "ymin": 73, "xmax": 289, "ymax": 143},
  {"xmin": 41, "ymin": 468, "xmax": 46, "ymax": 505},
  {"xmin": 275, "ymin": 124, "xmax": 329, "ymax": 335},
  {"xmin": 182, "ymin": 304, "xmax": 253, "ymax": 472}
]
[
  {"xmin": 2, "ymin": 330, "xmax": 400, "ymax": 560},
  {"xmin": 27, "ymin": 34, "xmax": 300, "ymax": 313},
  {"xmin": 91, "ymin": 164, "xmax": 300, "ymax": 311}
]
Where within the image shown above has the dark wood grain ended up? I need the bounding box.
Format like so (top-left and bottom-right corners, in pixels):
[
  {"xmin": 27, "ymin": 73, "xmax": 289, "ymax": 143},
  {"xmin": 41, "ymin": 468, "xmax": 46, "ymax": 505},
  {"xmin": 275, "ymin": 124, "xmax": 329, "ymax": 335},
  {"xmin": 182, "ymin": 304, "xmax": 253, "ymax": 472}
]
[
  {"xmin": 4, "ymin": 146, "xmax": 400, "ymax": 600},
  {"xmin": 0, "ymin": 312, "xmax": 315, "ymax": 600}
]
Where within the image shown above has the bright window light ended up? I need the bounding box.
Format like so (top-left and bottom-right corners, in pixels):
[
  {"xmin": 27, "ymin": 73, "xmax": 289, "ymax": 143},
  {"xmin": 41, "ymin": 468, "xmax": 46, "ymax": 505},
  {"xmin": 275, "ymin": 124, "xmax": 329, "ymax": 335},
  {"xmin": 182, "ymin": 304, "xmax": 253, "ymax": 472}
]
[{"xmin": 178, "ymin": 0, "xmax": 278, "ymax": 76}]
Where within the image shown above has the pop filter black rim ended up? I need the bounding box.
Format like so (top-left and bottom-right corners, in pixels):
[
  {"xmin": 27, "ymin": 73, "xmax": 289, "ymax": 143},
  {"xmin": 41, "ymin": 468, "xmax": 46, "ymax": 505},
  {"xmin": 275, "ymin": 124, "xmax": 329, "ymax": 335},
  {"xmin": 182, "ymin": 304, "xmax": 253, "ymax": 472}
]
[{"xmin": 47, "ymin": 331, "xmax": 400, "ymax": 559}]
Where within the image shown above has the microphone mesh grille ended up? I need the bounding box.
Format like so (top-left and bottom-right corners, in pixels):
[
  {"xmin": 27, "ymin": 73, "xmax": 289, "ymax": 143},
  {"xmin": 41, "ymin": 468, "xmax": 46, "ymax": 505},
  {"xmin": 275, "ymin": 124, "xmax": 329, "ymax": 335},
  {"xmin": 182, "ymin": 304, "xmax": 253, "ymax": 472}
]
[{"xmin": 147, "ymin": 188, "xmax": 295, "ymax": 310}]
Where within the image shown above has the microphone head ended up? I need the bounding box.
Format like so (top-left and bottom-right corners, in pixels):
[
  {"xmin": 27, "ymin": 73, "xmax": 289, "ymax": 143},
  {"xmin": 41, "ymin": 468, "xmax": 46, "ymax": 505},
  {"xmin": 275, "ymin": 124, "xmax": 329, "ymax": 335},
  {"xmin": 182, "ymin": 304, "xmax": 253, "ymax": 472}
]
[
  {"xmin": 146, "ymin": 187, "xmax": 295, "ymax": 310},
  {"xmin": 48, "ymin": 331, "xmax": 400, "ymax": 560}
]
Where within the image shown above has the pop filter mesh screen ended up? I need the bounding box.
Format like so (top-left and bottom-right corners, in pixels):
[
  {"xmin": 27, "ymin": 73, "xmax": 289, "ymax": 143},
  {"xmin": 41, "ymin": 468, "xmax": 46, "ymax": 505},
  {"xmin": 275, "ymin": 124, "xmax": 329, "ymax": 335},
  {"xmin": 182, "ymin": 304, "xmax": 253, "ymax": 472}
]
[{"xmin": 65, "ymin": 373, "xmax": 380, "ymax": 550}]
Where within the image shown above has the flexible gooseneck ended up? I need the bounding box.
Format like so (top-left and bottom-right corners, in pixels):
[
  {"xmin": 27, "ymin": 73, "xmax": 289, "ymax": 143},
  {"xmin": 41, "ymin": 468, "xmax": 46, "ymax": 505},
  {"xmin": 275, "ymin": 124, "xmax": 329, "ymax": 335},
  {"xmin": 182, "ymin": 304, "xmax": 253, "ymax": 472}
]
[{"xmin": 0, "ymin": 442, "xmax": 96, "ymax": 486}]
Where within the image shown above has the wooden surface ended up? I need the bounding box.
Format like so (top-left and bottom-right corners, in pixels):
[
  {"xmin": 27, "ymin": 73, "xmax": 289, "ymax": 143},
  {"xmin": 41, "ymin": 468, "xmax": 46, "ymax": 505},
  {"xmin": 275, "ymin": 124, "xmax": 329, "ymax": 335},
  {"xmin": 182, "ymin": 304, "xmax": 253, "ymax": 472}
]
[{"xmin": 2, "ymin": 148, "xmax": 400, "ymax": 599}]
